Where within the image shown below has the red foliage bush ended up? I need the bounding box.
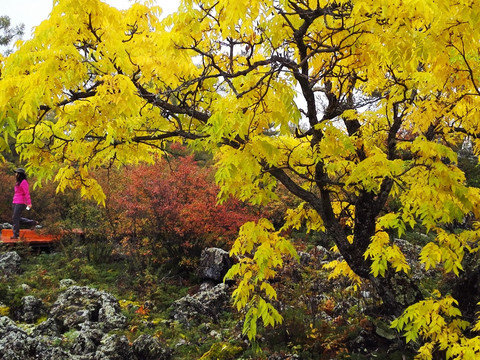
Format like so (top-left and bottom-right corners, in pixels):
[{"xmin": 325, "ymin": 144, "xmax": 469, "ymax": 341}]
[{"xmin": 102, "ymin": 153, "xmax": 261, "ymax": 267}]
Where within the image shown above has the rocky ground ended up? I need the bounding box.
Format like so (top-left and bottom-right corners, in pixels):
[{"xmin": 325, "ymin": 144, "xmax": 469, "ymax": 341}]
[
  {"xmin": 0, "ymin": 242, "xmax": 423, "ymax": 359},
  {"xmin": 0, "ymin": 248, "xmax": 234, "ymax": 360}
]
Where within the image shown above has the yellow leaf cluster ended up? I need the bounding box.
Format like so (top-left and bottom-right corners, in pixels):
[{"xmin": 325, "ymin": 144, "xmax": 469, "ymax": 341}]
[
  {"xmin": 364, "ymin": 230, "xmax": 410, "ymax": 277},
  {"xmin": 282, "ymin": 202, "xmax": 325, "ymax": 233},
  {"xmin": 225, "ymin": 219, "xmax": 297, "ymax": 340},
  {"xmin": 420, "ymin": 227, "xmax": 480, "ymax": 276},
  {"xmin": 322, "ymin": 259, "xmax": 362, "ymax": 289},
  {"xmin": 392, "ymin": 293, "xmax": 480, "ymax": 360},
  {"xmin": 395, "ymin": 140, "xmax": 474, "ymax": 231},
  {"xmin": 346, "ymin": 149, "xmax": 404, "ymax": 194},
  {"xmin": 215, "ymin": 146, "xmax": 277, "ymax": 205}
]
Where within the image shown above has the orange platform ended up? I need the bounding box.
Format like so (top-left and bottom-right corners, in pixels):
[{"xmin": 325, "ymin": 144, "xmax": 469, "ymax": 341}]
[{"xmin": 0, "ymin": 228, "xmax": 60, "ymax": 246}]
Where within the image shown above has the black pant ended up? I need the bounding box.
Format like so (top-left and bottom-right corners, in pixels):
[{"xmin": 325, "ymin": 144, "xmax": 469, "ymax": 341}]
[{"xmin": 12, "ymin": 203, "xmax": 36, "ymax": 238}]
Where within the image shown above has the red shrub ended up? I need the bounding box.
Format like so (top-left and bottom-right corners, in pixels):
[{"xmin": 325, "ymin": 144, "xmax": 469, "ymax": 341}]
[{"xmin": 102, "ymin": 153, "xmax": 261, "ymax": 267}]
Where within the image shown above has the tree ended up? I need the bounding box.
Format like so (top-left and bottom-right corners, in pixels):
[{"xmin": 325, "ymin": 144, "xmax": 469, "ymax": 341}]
[
  {"xmin": 0, "ymin": 15, "xmax": 24, "ymax": 160},
  {"xmin": 1, "ymin": 0, "xmax": 480, "ymax": 356},
  {"xmin": 0, "ymin": 16, "xmax": 24, "ymax": 55}
]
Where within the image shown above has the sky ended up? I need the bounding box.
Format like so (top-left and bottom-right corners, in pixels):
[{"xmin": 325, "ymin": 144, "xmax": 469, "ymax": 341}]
[{"xmin": 1, "ymin": 0, "xmax": 179, "ymax": 40}]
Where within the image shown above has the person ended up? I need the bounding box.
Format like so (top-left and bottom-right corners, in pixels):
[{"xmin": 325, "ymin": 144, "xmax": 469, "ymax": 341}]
[{"xmin": 11, "ymin": 168, "xmax": 37, "ymax": 239}]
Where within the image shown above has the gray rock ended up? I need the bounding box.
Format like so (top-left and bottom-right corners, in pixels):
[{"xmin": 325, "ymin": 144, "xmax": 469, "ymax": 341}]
[
  {"xmin": 209, "ymin": 330, "xmax": 221, "ymax": 339},
  {"xmin": 0, "ymin": 315, "xmax": 69, "ymax": 360},
  {"xmin": 0, "ymin": 251, "xmax": 22, "ymax": 276},
  {"xmin": 94, "ymin": 334, "xmax": 132, "ymax": 360},
  {"xmin": 170, "ymin": 295, "xmax": 211, "ymax": 327},
  {"xmin": 316, "ymin": 245, "xmax": 335, "ymax": 261},
  {"xmin": 194, "ymin": 283, "xmax": 230, "ymax": 311},
  {"xmin": 268, "ymin": 355, "xmax": 300, "ymax": 360},
  {"xmin": 49, "ymin": 286, "xmax": 126, "ymax": 332},
  {"xmin": 14, "ymin": 295, "xmax": 44, "ymax": 323},
  {"xmin": 20, "ymin": 283, "xmax": 31, "ymax": 292},
  {"xmin": 70, "ymin": 324, "xmax": 103, "ymax": 355},
  {"xmin": 59, "ymin": 278, "xmax": 77, "ymax": 289},
  {"xmin": 32, "ymin": 317, "xmax": 61, "ymax": 337},
  {"xmin": 0, "ymin": 288, "xmax": 177, "ymax": 360},
  {"xmin": 298, "ymin": 251, "xmax": 312, "ymax": 266},
  {"xmin": 197, "ymin": 248, "xmax": 233, "ymax": 282},
  {"xmin": 34, "ymin": 348, "xmax": 70, "ymax": 360},
  {"xmin": 132, "ymin": 334, "xmax": 172, "ymax": 360},
  {"xmin": 198, "ymin": 281, "xmax": 215, "ymax": 292},
  {"xmin": 175, "ymin": 338, "xmax": 187, "ymax": 348},
  {"xmin": 170, "ymin": 283, "xmax": 230, "ymax": 327},
  {"xmin": 0, "ymin": 317, "xmax": 40, "ymax": 360},
  {"xmin": 0, "ymin": 315, "xmax": 17, "ymax": 330}
]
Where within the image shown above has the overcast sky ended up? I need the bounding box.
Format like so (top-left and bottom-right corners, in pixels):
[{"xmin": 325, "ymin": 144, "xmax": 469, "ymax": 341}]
[{"xmin": 1, "ymin": 0, "xmax": 179, "ymax": 40}]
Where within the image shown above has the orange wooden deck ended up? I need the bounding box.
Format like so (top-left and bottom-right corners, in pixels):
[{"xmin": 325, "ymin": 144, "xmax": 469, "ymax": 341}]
[{"xmin": 0, "ymin": 228, "xmax": 60, "ymax": 246}]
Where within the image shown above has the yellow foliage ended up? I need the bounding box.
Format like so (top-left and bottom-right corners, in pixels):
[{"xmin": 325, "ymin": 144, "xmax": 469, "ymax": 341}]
[
  {"xmin": 282, "ymin": 202, "xmax": 325, "ymax": 233},
  {"xmin": 322, "ymin": 259, "xmax": 362, "ymax": 289},
  {"xmin": 392, "ymin": 293, "xmax": 480, "ymax": 360},
  {"xmin": 364, "ymin": 230, "xmax": 410, "ymax": 277},
  {"xmin": 0, "ymin": 306, "xmax": 9, "ymax": 317},
  {"xmin": 225, "ymin": 219, "xmax": 297, "ymax": 340}
]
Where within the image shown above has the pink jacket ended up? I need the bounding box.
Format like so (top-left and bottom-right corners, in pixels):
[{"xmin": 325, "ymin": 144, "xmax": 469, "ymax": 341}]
[{"xmin": 13, "ymin": 179, "xmax": 32, "ymax": 205}]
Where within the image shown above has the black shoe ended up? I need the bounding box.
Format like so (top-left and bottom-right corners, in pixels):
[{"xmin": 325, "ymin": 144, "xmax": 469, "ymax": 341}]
[{"xmin": 30, "ymin": 221, "xmax": 38, "ymax": 230}]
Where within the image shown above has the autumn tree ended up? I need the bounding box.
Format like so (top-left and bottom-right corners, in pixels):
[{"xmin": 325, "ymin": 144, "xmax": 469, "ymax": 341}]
[{"xmin": 2, "ymin": 0, "xmax": 480, "ymax": 356}]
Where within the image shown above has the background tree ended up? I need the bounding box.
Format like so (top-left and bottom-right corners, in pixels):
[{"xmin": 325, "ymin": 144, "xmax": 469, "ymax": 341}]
[
  {"xmin": 0, "ymin": 16, "xmax": 24, "ymax": 55},
  {"xmin": 0, "ymin": 15, "xmax": 24, "ymax": 161},
  {"xmin": 1, "ymin": 0, "xmax": 480, "ymax": 356}
]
